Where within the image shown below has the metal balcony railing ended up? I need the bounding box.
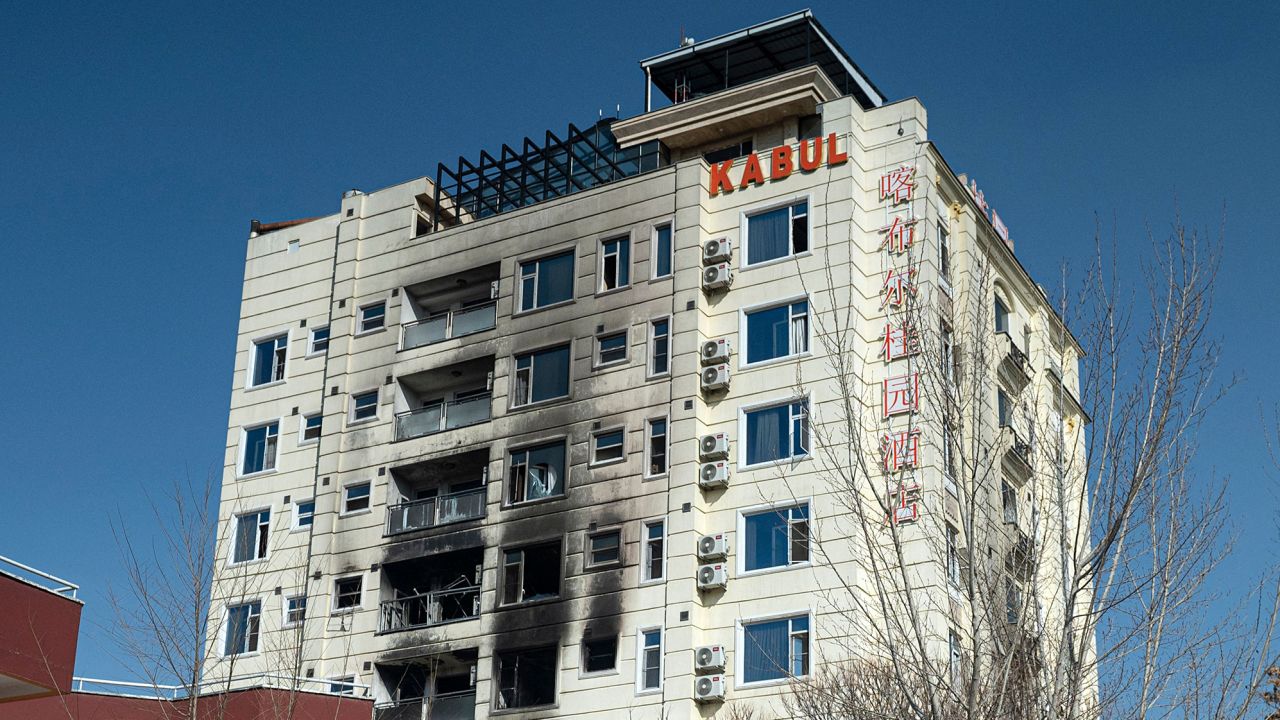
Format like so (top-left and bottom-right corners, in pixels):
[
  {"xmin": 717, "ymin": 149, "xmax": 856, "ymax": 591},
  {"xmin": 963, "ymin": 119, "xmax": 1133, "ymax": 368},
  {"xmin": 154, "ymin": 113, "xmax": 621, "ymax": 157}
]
[
  {"xmin": 386, "ymin": 488, "xmax": 486, "ymax": 535},
  {"xmin": 379, "ymin": 585, "xmax": 481, "ymax": 634},
  {"xmin": 374, "ymin": 692, "xmax": 476, "ymax": 720},
  {"xmin": 395, "ymin": 394, "xmax": 491, "ymax": 441},
  {"xmin": 0, "ymin": 554, "xmax": 79, "ymax": 598},
  {"xmin": 402, "ymin": 302, "xmax": 497, "ymax": 350}
]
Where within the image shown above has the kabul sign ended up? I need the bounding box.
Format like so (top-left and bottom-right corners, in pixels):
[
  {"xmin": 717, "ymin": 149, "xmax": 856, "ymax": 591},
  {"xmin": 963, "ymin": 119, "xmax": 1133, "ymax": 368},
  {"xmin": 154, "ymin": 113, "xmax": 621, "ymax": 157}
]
[{"xmin": 708, "ymin": 133, "xmax": 847, "ymax": 197}]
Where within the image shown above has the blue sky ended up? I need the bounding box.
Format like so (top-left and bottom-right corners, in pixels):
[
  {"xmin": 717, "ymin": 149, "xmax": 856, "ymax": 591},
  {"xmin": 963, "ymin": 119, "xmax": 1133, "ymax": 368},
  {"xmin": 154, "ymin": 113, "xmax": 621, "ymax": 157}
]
[{"xmin": 2, "ymin": 1, "xmax": 1277, "ymax": 679}]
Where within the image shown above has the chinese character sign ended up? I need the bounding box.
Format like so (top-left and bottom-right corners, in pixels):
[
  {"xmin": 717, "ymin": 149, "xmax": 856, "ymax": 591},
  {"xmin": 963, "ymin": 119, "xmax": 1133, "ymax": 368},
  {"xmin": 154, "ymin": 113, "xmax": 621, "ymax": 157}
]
[
  {"xmin": 880, "ymin": 322, "xmax": 920, "ymax": 362},
  {"xmin": 882, "ymin": 373, "xmax": 919, "ymax": 417},
  {"xmin": 887, "ymin": 481, "xmax": 922, "ymax": 525},
  {"xmin": 882, "ymin": 430, "xmax": 921, "ymax": 472},
  {"xmin": 881, "ymin": 267, "xmax": 917, "ymax": 308},
  {"xmin": 880, "ymin": 215, "xmax": 917, "ymax": 254},
  {"xmin": 880, "ymin": 166, "xmax": 916, "ymax": 204}
]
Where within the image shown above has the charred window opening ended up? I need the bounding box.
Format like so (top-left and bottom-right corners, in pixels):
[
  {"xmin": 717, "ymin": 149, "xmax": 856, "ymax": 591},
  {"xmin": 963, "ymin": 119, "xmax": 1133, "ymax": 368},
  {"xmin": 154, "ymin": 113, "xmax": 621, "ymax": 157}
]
[
  {"xmin": 582, "ymin": 636, "xmax": 618, "ymax": 674},
  {"xmin": 334, "ymin": 576, "xmax": 362, "ymax": 611},
  {"xmin": 508, "ymin": 440, "xmax": 566, "ymax": 505},
  {"xmin": 704, "ymin": 138, "xmax": 753, "ymax": 165},
  {"xmin": 496, "ymin": 646, "xmax": 557, "ymax": 709},
  {"xmin": 501, "ymin": 540, "xmax": 561, "ymax": 605},
  {"xmin": 599, "ymin": 235, "xmax": 630, "ymax": 292}
]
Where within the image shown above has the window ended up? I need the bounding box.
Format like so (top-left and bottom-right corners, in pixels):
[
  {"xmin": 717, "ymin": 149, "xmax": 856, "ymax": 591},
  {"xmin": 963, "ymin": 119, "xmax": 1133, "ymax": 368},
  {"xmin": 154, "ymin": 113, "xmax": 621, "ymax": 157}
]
[
  {"xmin": 998, "ymin": 389, "xmax": 1013, "ymax": 427},
  {"xmin": 798, "ymin": 114, "xmax": 823, "ymax": 140},
  {"xmin": 941, "ymin": 321, "xmax": 956, "ymax": 388},
  {"xmin": 648, "ymin": 318, "xmax": 670, "ymax": 376},
  {"xmin": 496, "ymin": 646, "xmax": 557, "ymax": 709},
  {"xmin": 995, "ymin": 296, "xmax": 1010, "ymax": 334},
  {"xmin": 745, "ymin": 201, "xmax": 808, "ymax": 266},
  {"xmin": 343, "ymin": 483, "xmax": 371, "ymax": 514},
  {"xmin": 351, "ymin": 390, "xmax": 379, "ymax": 422},
  {"xmin": 704, "ymin": 138, "xmax": 752, "ymax": 165},
  {"xmin": 301, "ymin": 413, "xmax": 322, "ymax": 444},
  {"xmin": 232, "ymin": 509, "xmax": 270, "ymax": 563},
  {"xmin": 359, "ymin": 302, "xmax": 386, "ymax": 333},
  {"xmin": 308, "ymin": 326, "xmax": 330, "ymax": 356},
  {"xmin": 645, "ymin": 418, "xmax": 668, "ymax": 476},
  {"xmin": 334, "ymin": 576, "xmax": 362, "ymax": 611},
  {"xmin": 1005, "ymin": 578, "xmax": 1021, "ymax": 625},
  {"xmin": 599, "ymin": 235, "xmax": 630, "ymax": 291},
  {"xmin": 948, "ymin": 630, "xmax": 963, "ymax": 687},
  {"xmin": 642, "ymin": 520, "xmax": 665, "ymax": 582},
  {"xmin": 586, "ymin": 529, "xmax": 621, "ymax": 568},
  {"xmin": 330, "ymin": 677, "xmax": 357, "ymax": 696},
  {"xmin": 742, "ymin": 615, "xmax": 808, "ymax": 684},
  {"xmin": 582, "ymin": 636, "xmax": 618, "ymax": 674},
  {"xmin": 251, "ymin": 334, "xmax": 288, "ymax": 387},
  {"xmin": 745, "ymin": 299, "xmax": 809, "ymax": 364},
  {"xmin": 284, "ymin": 595, "xmax": 306, "ymax": 626},
  {"xmin": 519, "ymin": 251, "xmax": 575, "ymax": 311},
  {"xmin": 224, "ymin": 602, "xmax": 260, "ymax": 656},
  {"xmin": 591, "ymin": 429, "xmax": 625, "ymax": 466},
  {"xmin": 596, "ymin": 332, "xmax": 627, "ymax": 366},
  {"xmin": 508, "ymin": 440, "xmax": 567, "ymax": 504},
  {"xmin": 744, "ymin": 400, "xmax": 809, "ymax": 466},
  {"xmin": 1002, "ymin": 481, "xmax": 1018, "ymax": 524},
  {"xmin": 652, "ymin": 223, "xmax": 673, "ymax": 279},
  {"xmin": 512, "ymin": 344, "xmax": 571, "ymax": 407},
  {"xmin": 501, "ymin": 540, "xmax": 561, "ymax": 605},
  {"xmin": 637, "ymin": 628, "xmax": 662, "ymax": 692},
  {"xmin": 942, "ymin": 424, "xmax": 958, "ymax": 484},
  {"xmin": 293, "ymin": 499, "xmax": 315, "ymax": 530},
  {"xmin": 743, "ymin": 504, "xmax": 809, "ymax": 572},
  {"xmin": 241, "ymin": 422, "xmax": 279, "ymax": 475},
  {"xmin": 938, "ymin": 219, "xmax": 951, "ymax": 284},
  {"xmin": 946, "ymin": 523, "xmax": 961, "ymax": 587}
]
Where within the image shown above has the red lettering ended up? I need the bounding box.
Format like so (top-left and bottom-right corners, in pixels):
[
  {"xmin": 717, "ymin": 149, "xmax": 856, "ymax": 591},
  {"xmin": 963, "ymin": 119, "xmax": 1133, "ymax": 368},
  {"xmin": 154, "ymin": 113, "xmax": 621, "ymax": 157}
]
[
  {"xmin": 709, "ymin": 159, "xmax": 735, "ymax": 196},
  {"xmin": 770, "ymin": 146, "xmax": 794, "ymax": 181},
  {"xmin": 826, "ymin": 132, "xmax": 847, "ymax": 165},
  {"xmin": 739, "ymin": 152, "xmax": 766, "ymax": 189},
  {"xmin": 799, "ymin": 138, "xmax": 824, "ymax": 171}
]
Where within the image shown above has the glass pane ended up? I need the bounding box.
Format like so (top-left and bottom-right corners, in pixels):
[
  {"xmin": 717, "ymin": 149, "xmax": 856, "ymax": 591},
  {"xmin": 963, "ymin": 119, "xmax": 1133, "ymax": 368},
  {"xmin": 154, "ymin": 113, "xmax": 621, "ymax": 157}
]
[
  {"xmin": 536, "ymin": 252, "xmax": 574, "ymax": 307},
  {"xmin": 618, "ymin": 238, "xmax": 630, "ymax": 286},
  {"xmin": 744, "ymin": 510, "xmax": 788, "ymax": 571},
  {"xmin": 525, "ymin": 442, "xmax": 565, "ymax": 500},
  {"xmin": 746, "ymin": 305, "xmax": 791, "ymax": 364},
  {"xmin": 252, "ymin": 340, "xmax": 276, "ymax": 386},
  {"xmin": 746, "ymin": 405, "xmax": 789, "ymax": 465},
  {"xmin": 530, "ymin": 345, "xmax": 570, "ymax": 402},
  {"xmin": 743, "ymin": 619, "xmax": 789, "ymax": 682},
  {"xmin": 591, "ymin": 532, "xmax": 620, "ymax": 564},
  {"xmin": 453, "ymin": 302, "xmax": 496, "ymax": 336},
  {"xmin": 747, "ymin": 207, "xmax": 790, "ymax": 265},
  {"xmin": 654, "ymin": 225, "xmax": 672, "ymax": 277},
  {"xmin": 404, "ymin": 315, "xmax": 447, "ymax": 348}
]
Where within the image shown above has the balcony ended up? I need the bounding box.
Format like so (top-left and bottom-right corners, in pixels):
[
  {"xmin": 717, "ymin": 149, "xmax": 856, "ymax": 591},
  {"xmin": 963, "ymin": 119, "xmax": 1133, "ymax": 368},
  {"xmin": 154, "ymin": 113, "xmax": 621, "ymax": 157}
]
[
  {"xmin": 400, "ymin": 264, "xmax": 499, "ymax": 351},
  {"xmin": 394, "ymin": 358, "xmax": 494, "ymax": 442},
  {"xmin": 379, "ymin": 549, "xmax": 483, "ymax": 635},
  {"xmin": 996, "ymin": 331, "xmax": 1032, "ymax": 393},
  {"xmin": 387, "ymin": 489, "xmax": 486, "ymax": 535},
  {"xmin": 375, "ymin": 651, "xmax": 477, "ymax": 720},
  {"xmin": 375, "ymin": 693, "xmax": 476, "ymax": 720},
  {"xmin": 387, "ymin": 450, "xmax": 489, "ymax": 536}
]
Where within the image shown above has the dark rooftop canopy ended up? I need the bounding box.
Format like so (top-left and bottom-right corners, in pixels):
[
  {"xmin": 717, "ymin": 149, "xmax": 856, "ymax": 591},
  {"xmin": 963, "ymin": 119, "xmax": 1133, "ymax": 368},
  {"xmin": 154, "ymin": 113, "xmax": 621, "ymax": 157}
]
[{"xmin": 641, "ymin": 10, "xmax": 885, "ymax": 111}]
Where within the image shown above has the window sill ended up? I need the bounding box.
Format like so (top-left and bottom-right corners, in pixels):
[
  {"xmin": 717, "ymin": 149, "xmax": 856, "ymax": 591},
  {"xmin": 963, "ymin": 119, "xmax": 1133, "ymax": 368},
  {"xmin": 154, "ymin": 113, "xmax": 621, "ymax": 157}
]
[
  {"xmin": 299, "ymin": 438, "xmax": 319, "ymax": 447},
  {"xmin": 289, "ymin": 526, "xmax": 312, "ymax": 534},
  {"xmin": 589, "ymin": 457, "xmax": 626, "ymax": 469},
  {"xmin": 340, "ymin": 509, "xmax": 372, "ymax": 518},
  {"xmin": 508, "ymin": 396, "xmax": 571, "ymax": 414},
  {"xmin": 644, "ymin": 371, "xmax": 671, "ymax": 382},
  {"xmin": 634, "ymin": 688, "xmax": 662, "ymax": 697},
  {"xmin": 354, "ymin": 326, "xmax": 386, "ymax": 338},
  {"xmin": 740, "ymin": 351, "xmax": 812, "ymax": 371},
  {"xmin": 491, "ymin": 704, "xmax": 558, "ymax": 716},
  {"xmin": 638, "ymin": 577, "xmax": 666, "ymax": 587},
  {"xmin": 245, "ymin": 380, "xmax": 286, "ymax": 392},
  {"xmin": 738, "ymin": 561, "xmax": 812, "ymax": 579},
  {"xmin": 741, "ymin": 251, "xmax": 812, "ymax": 273},
  {"xmin": 738, "ymin": 455, "xmax": 809, "ymax": 473},
  {"xmin": 330, "ymin": 607, "xmax": 362, "ymax": 616},
  {"xmin": 584, "ymin": 561, "xmax": 624, "ymax": 573},
  {"xmin": 737, "ymin": 675, "xmax": 803, "ymax": 691},
  {"xmin": 496, "ymin": 596, "xmax": 563, "ymax": 611},
  {"xmin": 642, "ymin": 473, "xmax": 668, "ymax": 482},
  {"xmin": 647, "ymin": 274, "xmax": 673, "ymax": 284},
  {"xmin": 228, "ymin": 557, "xmax": 268, "ymax": 568},
  {"xmin": 513, "ymin": 298, "xmax": 575, "ymax": 318},
  {"xmin": 237, "ymin": 468, "xmax": 279, "ymax": 481},
  {"xmin": 503, "ymin": 494, "xmax": 567, "ymax": 511},
  {"xmin": 305, "ymin": 350, "xmax": 328, "ymax": 359},
  {"xmin": 346, "ymin": 416, "xmax": 379, "ymax": 428},
  {"xmin": 580, "ymin": 669, "xmax": 619, "ymax": 679},
  {"xmin": 595, "ymin": 285, "xmax": 631, "ymax": 298},
  {"xmin": 592, "ymin": 359, "xmax": 629, "ymax": 371},
  {"xmin": 223, "ymin": 651, "xmax": 261, "ymax": 660}
]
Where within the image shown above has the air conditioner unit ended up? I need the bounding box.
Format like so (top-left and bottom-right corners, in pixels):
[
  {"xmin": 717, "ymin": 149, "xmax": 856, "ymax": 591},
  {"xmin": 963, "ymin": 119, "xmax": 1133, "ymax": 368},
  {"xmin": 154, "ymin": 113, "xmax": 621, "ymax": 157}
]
[
  {"xmin": 694, "ymin": 675, "xmax": 726, "ymax": 702},
  {"xmin": 697, "ymin": 563, "xmax": 728, "ymax": 591},
  {"xmin": 700, "ymin": 364, "xmax": 730, "ymax": 392},
  {"xmin": 694, "ymin": 645, "xmax": 727, "ymax": 673},
  {"xmin": 698, "ymin": 432, "xmax": 729, "ymax": 460},
  {"xmin": 698, "ymin": 461, "xmax": 730, "ymax": 489},
  {"xmin": 697, "ymin": 533, "xmax": 729, "ymax": 561},
  {"xmin": 700, "ymin": 338, "xmax": 731, "ymax": 365},
  {"xmin": 702, "ymin": 238, "xmax": 732, "ymax": 264},
  {"xmin": 702, "ymin": 263, "xmax": 732, "ymax": 290}
]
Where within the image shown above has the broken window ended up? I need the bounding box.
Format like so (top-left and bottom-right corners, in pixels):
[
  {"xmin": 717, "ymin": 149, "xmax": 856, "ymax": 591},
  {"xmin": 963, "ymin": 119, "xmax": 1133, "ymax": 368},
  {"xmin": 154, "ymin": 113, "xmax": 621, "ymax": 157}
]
[
  {"xmin": 496, "ymin": 646, "xmax": 557, "ymax": 709},
  {"xmin": 582, "ymin": 636, "xmax": 618, "ymax": 674},
  {"xmin": 334, "ymin": 576, "xmax": 362, "ymax": 611},
  {"xmin": 501, "ymin": 540, "xmax": 561, "ymax": 605},
  {"xmin": 586, "ymin": 529, "xmax": 621, "ymax": 568},
  {"xmin": 232, "ymin": 509, "xmax": 270, "ymax": 563},
  {"xmin": 508, "ymin": 440, "xmax": 566, "ymax": 504}
]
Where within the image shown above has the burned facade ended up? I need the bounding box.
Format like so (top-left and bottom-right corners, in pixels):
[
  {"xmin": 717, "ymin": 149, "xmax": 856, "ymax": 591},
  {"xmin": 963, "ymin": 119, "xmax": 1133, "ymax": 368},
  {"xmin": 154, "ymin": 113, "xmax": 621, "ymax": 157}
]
[{"xmin": 207, "ymin": 10, "xmax": 1089, "ymax": 719}]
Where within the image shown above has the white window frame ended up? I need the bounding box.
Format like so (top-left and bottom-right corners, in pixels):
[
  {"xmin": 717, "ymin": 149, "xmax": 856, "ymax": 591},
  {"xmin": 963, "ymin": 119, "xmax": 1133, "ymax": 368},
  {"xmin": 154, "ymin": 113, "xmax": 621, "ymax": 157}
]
[
  {"xmin": 598, "ymin": 232, "xmax": 632, "ymax": 294},
  {"xmin": 499, "ymin": 538, "xmax": 564, "ymax": 606},
  {"xmin": 647, "ymin": 317, "xmax": 671, "ymax": 378},
  {"xmin": 329, "ymin": 676, "xmax": 358, "ymax": 696},
  {"xmin": 307, "ymin": 325, "xmax": 330, "ymax": 357},
  {"xmin": 739, "ymin": 195, "xmax": 813, "ymax": 270},
  {"xmin": 737, "ymin": 395, "xmax": 811, "ymax": 471},
  {"xmin": 942, "ymin": 424, "xmax": 958, "ymax": 497},
  {"xmin": 736, "ymin": 499, "xmax": 813, "ymax": 577},
  {"xmin": 734, "ymin": 609, "xmax": 813, "ymax": 689},
  {"xmin": 341, "ymin": 482, "xmax": 372, "ymax": 516},
  {"xmin": 589, "ymin": 426, "xmax": 626, "ymax": 468},
  {"xmin": 349, "ymin": 389, "xmax": 380, "ymax": 425},
  {"xmin": 635, "ymin": 626, "xmax": 664, "ymax": 695},
  {"xmin": 505, "ymin": 437, "xmax": 569, "ymax": 507},
  {"xmin": 239, "ymin": 420, "xmax": 281, "ymax": 478},
  {"xmin": 356, "ymin": 301, "xmax": 387, "ymax": 335},
  {"xmin": 946, "ymin": 523, "xmax": 961, "ymax": 588},
  {"xmin": 229, "ymin": 506, "xmax": 272, "ymax": 565},
  {"xmin": 510, "ymin": 342, "xmax": 573, "ymax": 409},
  {"xmin": 516, "ymin": 247, "xmax": 577, "ymax": 315},
  {"xmin": 739, "ymin": 295, "xmax": 811, "ymax": 369},
  {"xmin": 650, "ymin": 219, "xmax": 674, "ymax": 281},
  {"xmin": 299, "ymin": 413, "xmax": 322, "ymax": 445},
  {"xmin": 641, "ymin": 519, "xmax": 665, "ymax": 584},
  {"xmin": 282, "ymin": 594, "xmax": 306, "ymax": 628},
  {"xmin": 594, "ymin": 330, "xmax": 629, "ymax": 369},
  {"xmin": 247, "ymin": 330, "xmax": 290, "ymax": 389},
  {"xmin": 949, "ymin": 630, "xmax": 963, "ymax": 687},
  {"xmin": 580, "ymin": 634, "xmax": 621, "ymax": 678},
  {"xmin": 221, "ymin": 600, "xmax": 262, "ymax": 658},
  {"xmin": 332, "ymin": 575, "xmax": 363, "ymax": 614},
  {"xmin": 937, "ymin": 216, "xmax": 952, "ymax": 294},
  {"xmin": 291, "ymin": 498, "xmax": 315, "ymax": 532},
  {"xmin": 643, "ymin": 416, "xmax": 669, "ymax": 479},
  {"xmin": 584, "ymin": 527, "xmax": 623, "ymax": 570}
]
